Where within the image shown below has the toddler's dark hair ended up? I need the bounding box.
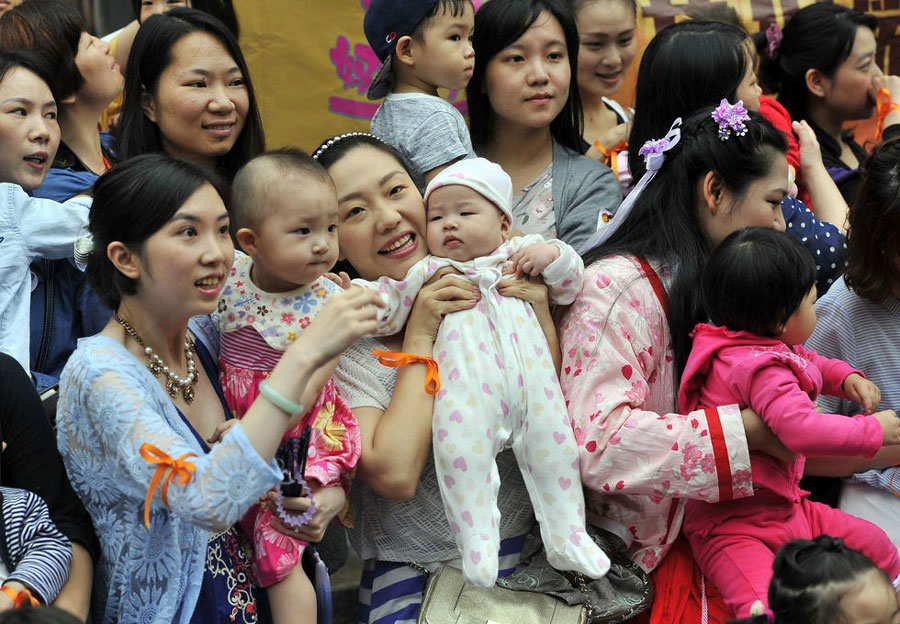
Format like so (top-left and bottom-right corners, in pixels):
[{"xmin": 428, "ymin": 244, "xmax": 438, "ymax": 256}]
[
  {"xmin": 410, "ymin": 0, "xmax": 472, "ymax": 41},
  {"xmin": 703, "ymin": 227, "xmax": 816, "ymax": 337},
  {"xmin": 731, "ymin": 535, "xmax": 887, "ymax": 624}
]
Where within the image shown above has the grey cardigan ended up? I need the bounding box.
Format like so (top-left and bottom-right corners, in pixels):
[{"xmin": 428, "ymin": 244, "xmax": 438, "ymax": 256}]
[{"xmin": 551, "ymin": 140, "xmax": 622, "ymax": 250}]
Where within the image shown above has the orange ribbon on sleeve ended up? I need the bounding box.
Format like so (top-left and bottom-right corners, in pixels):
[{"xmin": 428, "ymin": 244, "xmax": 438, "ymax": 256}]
[
  {"xmin": 0, "ymin": 586, "xmax": 39, "ymax": 607},
  {"xmin": 371, "ymin": 349, "xmax": 440, "ymax": 394},
  {"xmin": 140, "ymin": 443, "xmax": 197, "ymax": 528},
  {"xmin": 876, "ymin": 88, "xmax": 900, "ymax": 142}
]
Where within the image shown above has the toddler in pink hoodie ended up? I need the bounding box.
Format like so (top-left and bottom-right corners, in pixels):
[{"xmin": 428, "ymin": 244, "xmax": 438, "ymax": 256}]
[{"xmin": 678, "ymin": 227, "xmax": 900, "ymax": 618}]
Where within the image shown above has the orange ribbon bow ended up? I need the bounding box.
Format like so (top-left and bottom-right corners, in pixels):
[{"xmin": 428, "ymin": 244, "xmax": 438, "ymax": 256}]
[
  {"xmin": 140, "ymin": 443, "xmax": 197, "ymax": 529},
  {"xmin": 876, "ymin": 88, "xmax": 900, "ymax": 143},
  {"xmin": 0, "ymin": 586, "xmax": 39, "ymax": 608},
  {"xmin": 371, "ymin": 349, "xmax": 440, "ymax": 394}
]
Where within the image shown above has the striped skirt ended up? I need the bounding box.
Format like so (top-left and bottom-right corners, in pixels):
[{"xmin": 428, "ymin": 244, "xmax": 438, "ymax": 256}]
[{"xmin": 357, "ymin": 533, "xmax": 528, "ymax": 624}]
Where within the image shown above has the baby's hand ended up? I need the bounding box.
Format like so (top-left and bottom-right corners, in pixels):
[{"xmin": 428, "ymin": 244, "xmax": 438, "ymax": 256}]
[
  {"xmin": 843, "ymin": 373, "xmax": 881, "ymax": 414},
  {"xmin": 206, "ymin": 419, "xmax": 240, "ymax": 445},
  {"xmin": 793, "ymin": 119, "xmax": 825, "ymax": 175},
  {"xmin": 874, "ymin": 410, "xmax": 900, "ymax": 446},
  {"xmin": 507, "ymin": 244, "xmax": 560, "ymax": 277},
  {"xmin": 323, "ymin": 271, "xmax": 352, "ymax": 290}
]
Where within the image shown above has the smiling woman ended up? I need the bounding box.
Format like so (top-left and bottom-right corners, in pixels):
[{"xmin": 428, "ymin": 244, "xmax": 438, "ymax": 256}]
[
  {"xmin": 57, "ymin": 153, "xmax": 381, "ymax": 624},
  {"xmin": 116, "ymin": 7, "xmax": 264, "ymax": 181},
  {"xmin": 568, "ymin": 0, "xmax": 637, "ymax": 154}
]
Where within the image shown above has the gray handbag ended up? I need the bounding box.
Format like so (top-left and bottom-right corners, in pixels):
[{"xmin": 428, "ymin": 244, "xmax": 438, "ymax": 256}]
[{"xmin": 416, "ymin": 524, "xmax": 653, "ymax": 624}]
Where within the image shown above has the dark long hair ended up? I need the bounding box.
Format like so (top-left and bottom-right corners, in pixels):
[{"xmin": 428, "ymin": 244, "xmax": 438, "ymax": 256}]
[
  {"xmin": 86, "ymin": 154, "xmax": 228, "ymax": 309},
  {"xmin": 628, "ymin": 20, "xmax": 749, "ymax": 180},
  {"xmin": 130, "ymin": 0, "xmax": 240, "ymax": 37},
  {"xmin": 731, "ymin": 536, "xmax": 886, "ymax": 624},
  {"xmin": 0, "ymin": 0, "xmax": 84, "ymax": 102},
  {"xmin": 583, "ymin": 107, "xmax": 787, "ymax": 376},
  {"xmin": 116, "ymin": 8, "xmax": 264, "ymax": 181},
  {"xmin": 703, "ymin": 227, "xmax": 816, "ymax": 337},
  {"xmin": 467, "ymin": 0, "xmax": 584, "ymax": 152},
  {"xmin": 757, "ymin": 3, "xmax": 877, "ymax": 124},
  {"xmin": 844, "ymin": 137, "xmax": 900, "ymax": 304}
]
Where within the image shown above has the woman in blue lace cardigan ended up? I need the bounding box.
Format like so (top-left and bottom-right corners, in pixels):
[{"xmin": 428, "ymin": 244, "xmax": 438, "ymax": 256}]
[{"xmin": 55, "ymin": 155, "xmax": 383, "ymax": 624}]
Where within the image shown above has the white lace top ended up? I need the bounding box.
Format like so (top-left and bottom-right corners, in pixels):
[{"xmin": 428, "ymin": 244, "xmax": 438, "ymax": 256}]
[{"xmin": 334, "ymin": 337, "xmax": 535, "ymax": 562}]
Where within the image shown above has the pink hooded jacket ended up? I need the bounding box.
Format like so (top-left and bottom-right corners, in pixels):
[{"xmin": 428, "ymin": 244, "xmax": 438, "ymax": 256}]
[{"xmin": 678, "ymin": 324, "xmax": 881, "ymax": 523}]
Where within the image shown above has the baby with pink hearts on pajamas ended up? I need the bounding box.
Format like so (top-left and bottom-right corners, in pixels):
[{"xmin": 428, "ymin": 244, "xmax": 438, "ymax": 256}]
[{"xmin": 353, "ymin": 158, "xmax": 610, "ymax": 588}]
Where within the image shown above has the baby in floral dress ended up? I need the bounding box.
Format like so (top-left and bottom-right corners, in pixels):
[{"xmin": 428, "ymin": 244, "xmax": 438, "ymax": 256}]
[{"xmin": 217, "ymin": 150, "xmax": 360, "ymax": 624}]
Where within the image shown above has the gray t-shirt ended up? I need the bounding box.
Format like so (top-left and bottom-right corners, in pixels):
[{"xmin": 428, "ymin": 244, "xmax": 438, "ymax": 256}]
[{"xmin": 371, "ymin": 92, "xmax": 475, "ymax": 187}]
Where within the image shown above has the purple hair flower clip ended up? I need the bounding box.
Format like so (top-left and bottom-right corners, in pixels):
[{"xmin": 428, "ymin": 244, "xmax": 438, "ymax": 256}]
[
  {"xmin": 712, "ymin": 99, "xmax": 750, "ymax": 141},
  {"xmin": 637, "ymin": 123, "xmax": 680, "ymax": 173}
]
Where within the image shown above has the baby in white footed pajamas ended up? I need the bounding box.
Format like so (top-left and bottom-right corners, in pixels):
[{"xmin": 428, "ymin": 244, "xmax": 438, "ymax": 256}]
[{"xmin": 353, "ymin": 158, "xmax": 610, "ymax": 587}]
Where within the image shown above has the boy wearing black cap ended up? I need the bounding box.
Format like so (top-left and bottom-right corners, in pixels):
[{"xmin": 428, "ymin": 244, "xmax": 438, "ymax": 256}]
[{"xmin": 364, "ymin": 0, "xmax": 476, "ymax": 187}]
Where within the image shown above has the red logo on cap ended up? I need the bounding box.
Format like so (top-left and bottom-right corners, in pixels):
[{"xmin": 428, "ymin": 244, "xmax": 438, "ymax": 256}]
[{"xmin": 386, "ymin": 32, "xmax": 396, "ymax": 43}]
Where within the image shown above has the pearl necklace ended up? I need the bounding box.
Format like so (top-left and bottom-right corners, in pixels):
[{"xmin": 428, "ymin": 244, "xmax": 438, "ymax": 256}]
[{"xmin": 114, "ymin": 313, "xmax": 198, "ymax": 404}]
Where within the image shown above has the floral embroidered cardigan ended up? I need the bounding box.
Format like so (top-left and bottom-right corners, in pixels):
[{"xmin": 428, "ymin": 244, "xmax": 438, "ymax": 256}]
[
  {"xmin": 56, "ymin": 316, "xmax": 281, "ymax": 623},
  {"xmin": 558, "ymin": 255, "xmax": 753, "ymax": 572}
]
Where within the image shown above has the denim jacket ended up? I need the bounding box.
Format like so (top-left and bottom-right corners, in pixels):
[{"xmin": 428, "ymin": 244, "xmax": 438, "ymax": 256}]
[
  {"xmin": 29, "ymin": 135, "xmax": 114, "ymax": 390},
  {"xmin": 0, "ymin": 183, "xmax": 91, "ymax": 374}
]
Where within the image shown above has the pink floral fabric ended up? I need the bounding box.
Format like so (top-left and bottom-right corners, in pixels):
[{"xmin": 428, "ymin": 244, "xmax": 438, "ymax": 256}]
[
  {"xmin": 218, "ymin": 254, "xmax": 361, "ymax": 587},
  {"xmin": 558, "ymin": 255, "xmax": 753, "ymax": 572}
]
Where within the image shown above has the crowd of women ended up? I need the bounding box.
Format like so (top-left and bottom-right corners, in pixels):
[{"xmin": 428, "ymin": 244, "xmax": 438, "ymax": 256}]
[{"xmin": 0, "ymin": 0, "xmax": 899, "ymax": 622}]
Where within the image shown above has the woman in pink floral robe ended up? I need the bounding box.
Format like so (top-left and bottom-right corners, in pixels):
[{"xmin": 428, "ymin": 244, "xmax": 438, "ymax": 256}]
[{"xmin": 559, "ymin": 108, "xmax": 794, "ymax": 622}]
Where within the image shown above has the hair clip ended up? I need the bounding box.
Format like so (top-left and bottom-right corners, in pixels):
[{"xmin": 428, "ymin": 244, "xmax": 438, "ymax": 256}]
[
  {"xmin": 579, "ymin": 117, "xmax": 682, "ymax": 254},
  {"xmin": 765, "ymin": 22, "xmax": 783, "ymax": 60},
  {"xmin": 712, "ymin": 99, "xmax": 750, "ymax": 141},
  {"xmin": 312, "ymin": 132, "xmax": 386, "ymax": 160}
]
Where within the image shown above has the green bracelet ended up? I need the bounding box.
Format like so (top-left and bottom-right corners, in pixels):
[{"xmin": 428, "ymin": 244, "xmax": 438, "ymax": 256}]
[{"xmin": 258, "ymin": 379, "xmax": 304, "ymax": 416}]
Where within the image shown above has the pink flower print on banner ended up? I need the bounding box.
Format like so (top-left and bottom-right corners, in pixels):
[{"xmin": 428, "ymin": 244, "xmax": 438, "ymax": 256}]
[{"xmin": 330, "ymin": 35, "xmax": 380, "ymax": 96}]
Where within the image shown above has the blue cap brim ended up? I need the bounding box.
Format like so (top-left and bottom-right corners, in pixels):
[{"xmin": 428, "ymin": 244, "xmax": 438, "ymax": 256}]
[{"xmin": 366, "ymin": 55, "xmax": 394, "ymax": 100}]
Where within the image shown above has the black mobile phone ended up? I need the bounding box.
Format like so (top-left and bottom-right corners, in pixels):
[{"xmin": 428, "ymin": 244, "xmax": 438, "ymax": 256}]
[{"xmin": 280, "ymin": 425, "xmax": 312, "ymax": 497}]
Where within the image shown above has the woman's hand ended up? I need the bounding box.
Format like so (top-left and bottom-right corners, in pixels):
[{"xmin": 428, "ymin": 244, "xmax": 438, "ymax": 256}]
[
  {"xmin": 740, "ymin": 408, "xmax": 796, "ymax": 462},
  {"xmin": 291, "ymin": 287, "xmax": 384, "ymax": 366},
  {"xmin": 585, "ymin": 122, "xmax": 631, "ymax": 162},
  {"xmin": 497, "ymin": 275, "xmax": 561, "ymax": 373},
  {"xmin": 405, "ymin": 268, "xmax": 480, "ymax": 346},
  {"xmin": 871, "ymin": 72, "xmax": 900, "ymax": 102},
  {"xmin": 267, "ymin": 483, "xmax": 347, "ymax": 543},
  {"xmin": 497, "ymin": 275, "xmax": 550, "ymax": 307},
  {"xmin": 871, "ymin": 73, "xmax": 900, "ymax": 129}
]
